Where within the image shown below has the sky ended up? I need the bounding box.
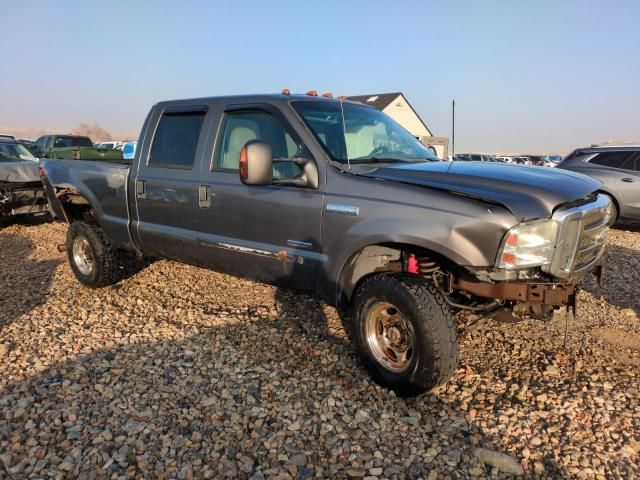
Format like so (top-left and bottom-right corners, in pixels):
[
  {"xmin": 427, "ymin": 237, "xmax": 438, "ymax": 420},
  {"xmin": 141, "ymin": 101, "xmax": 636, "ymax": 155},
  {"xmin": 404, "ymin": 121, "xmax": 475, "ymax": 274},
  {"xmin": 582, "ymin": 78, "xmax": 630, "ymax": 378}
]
[{"xmin": 1, "ymin": 0, "xmax": 639, "ymax": 153}]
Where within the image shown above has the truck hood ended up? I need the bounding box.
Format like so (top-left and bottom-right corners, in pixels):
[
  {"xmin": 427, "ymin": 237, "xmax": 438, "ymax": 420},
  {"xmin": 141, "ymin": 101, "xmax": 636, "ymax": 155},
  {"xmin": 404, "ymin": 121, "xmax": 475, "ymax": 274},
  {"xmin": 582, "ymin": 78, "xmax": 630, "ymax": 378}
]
[
  {"xmin": 0, "ymin": 160, "xmax": 40, "ymax": 183},
  {"xmin": 363, "ymin": 161, "xmax": 601, "ymax": 221}
]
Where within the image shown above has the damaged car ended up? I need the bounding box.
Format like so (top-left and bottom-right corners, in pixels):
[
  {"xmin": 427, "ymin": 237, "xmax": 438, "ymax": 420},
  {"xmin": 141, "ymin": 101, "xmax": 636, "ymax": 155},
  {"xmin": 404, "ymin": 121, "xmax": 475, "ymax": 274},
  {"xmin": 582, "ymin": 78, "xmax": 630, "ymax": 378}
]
[{"xmin": 0, "ymin": 137, "xmax": 49, "ymax": 221}]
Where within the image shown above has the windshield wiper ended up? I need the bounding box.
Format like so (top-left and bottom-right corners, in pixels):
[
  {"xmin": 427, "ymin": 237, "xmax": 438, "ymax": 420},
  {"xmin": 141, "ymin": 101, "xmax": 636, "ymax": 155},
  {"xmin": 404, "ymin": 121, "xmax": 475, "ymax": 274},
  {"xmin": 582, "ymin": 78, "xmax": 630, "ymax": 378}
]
[{"xmin": 348, "ymin": 157, "xmax": 415, "ymax": 165}]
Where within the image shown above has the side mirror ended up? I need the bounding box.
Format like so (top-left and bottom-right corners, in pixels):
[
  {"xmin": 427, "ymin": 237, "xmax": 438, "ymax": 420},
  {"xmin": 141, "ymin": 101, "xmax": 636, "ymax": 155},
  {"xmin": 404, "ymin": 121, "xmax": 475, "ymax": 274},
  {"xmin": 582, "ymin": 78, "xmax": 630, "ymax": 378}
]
[{"xmin": 240, "ymin": 140, "xmax": 273, "ymax": 186}]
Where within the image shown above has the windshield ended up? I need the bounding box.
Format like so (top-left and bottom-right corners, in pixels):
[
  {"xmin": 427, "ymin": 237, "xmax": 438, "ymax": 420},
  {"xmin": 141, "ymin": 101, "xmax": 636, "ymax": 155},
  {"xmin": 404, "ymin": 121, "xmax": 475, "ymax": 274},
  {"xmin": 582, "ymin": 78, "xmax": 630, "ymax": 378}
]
[
  {"xmin": 292, "ymin": 101, "xmax": 438, "ymax": 164},
  {"xmin": 0, "ymin": 143, "xmax": 37, "ymax": 162},
  {"xmin": 54, "ymin": 136, "xmax": 94, "ymax": 148}
]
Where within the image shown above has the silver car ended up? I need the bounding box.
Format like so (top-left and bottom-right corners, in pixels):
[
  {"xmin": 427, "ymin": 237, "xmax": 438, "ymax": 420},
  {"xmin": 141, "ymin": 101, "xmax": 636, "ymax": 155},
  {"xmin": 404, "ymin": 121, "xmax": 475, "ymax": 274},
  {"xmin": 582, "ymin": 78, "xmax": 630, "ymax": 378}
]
[{"xmin": 558, "ymin": 145, "xmax": 640, "ymax": 222}]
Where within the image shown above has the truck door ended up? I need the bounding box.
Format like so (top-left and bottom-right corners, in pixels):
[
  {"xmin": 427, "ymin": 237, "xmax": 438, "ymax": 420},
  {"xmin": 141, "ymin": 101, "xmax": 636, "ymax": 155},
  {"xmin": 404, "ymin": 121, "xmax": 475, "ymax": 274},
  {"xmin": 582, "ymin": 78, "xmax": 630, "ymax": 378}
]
[
  {"xmin": 195, "ymin": 106, "xmax": 323, "ymax": 291},
  {"xmin": 131, "ymin": 105, "xmax": 211, "ymax": 261}
]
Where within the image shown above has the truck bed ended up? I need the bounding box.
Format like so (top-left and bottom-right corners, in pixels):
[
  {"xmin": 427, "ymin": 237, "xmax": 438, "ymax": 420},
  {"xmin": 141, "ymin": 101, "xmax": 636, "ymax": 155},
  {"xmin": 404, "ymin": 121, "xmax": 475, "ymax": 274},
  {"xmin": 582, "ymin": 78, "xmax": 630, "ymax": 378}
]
[{"xmin": 40, "ymin": 158, "xmax": 132, "ymax": 247}]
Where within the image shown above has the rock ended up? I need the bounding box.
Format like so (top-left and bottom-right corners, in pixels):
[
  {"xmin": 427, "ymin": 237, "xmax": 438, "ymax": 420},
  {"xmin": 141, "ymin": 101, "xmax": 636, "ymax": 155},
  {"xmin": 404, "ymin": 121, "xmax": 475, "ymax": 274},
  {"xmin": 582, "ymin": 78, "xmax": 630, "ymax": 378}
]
[
  {"xmin": 346, "ymin": 467, "xmax": 366, "ymax": 477},
  {"xmin": 288, "ymin": 453, "xmax": 307, "ymax": 467},
  {"xmin": 407, "ymin": 462, "xmax": 424, "ymax": 479},
  {"xmin": 469, "ymin": 465, "xmax": 484, "ymax": 476},
  {"xmin": 0, "ymin": 344, "xmax": 9, "ymax": 356},
  {"xmin": 0, "ymin": 452, "xmax": 13, "ymax": 469},
  {"xmin": 287, "ymin": 420, "xmax": 302, "ymax": 431},
  {"xmin": 249, "ymin": 471, "xmax": 265, "ymax": 480},
  {"xmin": 444, "ymin": 449, "xmax": 461, "ymax": 466},
  {"xmin": 59, "ymin": 457, "xmax": 75, "ymax": 471},
  {"xmin": 544, "ymin": 365, "xmax": 560, "ymax": 376},
  {"xmin": 473, "ymin": 448, "xmax": 524, "ymax": 475},
  {"xmin": 238, "ymin": 455, "xmax": 254, "ymax": 473},
  {"xmin": 354, "ymin": 409, "xmax": 370, "ymax": 423}
]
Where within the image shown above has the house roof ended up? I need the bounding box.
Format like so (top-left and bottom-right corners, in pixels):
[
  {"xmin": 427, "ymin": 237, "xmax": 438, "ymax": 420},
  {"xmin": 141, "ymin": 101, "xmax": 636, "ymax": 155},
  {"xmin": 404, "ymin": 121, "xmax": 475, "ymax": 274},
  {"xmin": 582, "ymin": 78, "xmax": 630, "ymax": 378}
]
[
  {"xmin": 346, "ymin": 92, "xmax": 433, "ymax": 136},
  {"xmin": 346, "ymin": 92, "xmax": 403, "ymax": 110}
]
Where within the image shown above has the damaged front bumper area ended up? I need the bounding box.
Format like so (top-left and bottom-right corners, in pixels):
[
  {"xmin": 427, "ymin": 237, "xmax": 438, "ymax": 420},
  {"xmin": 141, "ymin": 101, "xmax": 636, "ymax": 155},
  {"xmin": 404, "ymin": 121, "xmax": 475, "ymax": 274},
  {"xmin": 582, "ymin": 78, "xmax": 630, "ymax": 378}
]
[
  {"xmin": 0, "ymin": 182, "xmax": 49, "ymax": 218},
  {"xmin": 442, "ymin": 194, "xmax": 610, "ymax": 321},
  {"xmin": 435, "ymin": 269, "xmax": 599, "ymax": 322}
]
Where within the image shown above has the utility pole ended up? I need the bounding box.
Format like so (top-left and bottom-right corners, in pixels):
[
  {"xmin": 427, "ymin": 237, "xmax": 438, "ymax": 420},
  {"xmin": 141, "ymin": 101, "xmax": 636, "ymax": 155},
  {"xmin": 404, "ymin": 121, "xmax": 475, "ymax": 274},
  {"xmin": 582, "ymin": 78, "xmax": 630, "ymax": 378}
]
[{"xmin": 451, "ymin": 99, "xmax": 456, "ymax": 157}]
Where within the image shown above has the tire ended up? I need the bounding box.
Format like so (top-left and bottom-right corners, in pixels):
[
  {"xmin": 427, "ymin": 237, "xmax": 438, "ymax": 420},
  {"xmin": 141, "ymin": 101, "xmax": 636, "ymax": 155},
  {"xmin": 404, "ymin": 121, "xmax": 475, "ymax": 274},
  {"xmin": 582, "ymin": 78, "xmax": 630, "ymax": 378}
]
[
  {"xmin": 66, "ymin": 220, "xmax": 122, "ymax": 288},
  {"xmin": 350, "ymin": 274, "xmax": 458, "ymax": 396}
]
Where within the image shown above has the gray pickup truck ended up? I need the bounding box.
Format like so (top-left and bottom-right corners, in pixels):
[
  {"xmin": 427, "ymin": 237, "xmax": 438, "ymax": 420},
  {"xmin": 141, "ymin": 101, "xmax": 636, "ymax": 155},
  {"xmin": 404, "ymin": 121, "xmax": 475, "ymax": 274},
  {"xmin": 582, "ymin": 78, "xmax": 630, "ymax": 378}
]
[{"xmin": 41, "ymin": 92, "xmax": 612, "ymax": 394}]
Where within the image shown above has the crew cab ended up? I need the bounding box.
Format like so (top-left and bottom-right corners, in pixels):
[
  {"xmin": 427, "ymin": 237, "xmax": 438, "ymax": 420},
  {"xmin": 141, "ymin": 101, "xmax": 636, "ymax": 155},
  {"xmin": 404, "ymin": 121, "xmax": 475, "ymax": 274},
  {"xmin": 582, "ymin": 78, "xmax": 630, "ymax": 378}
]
[{"xmin": 40, "ymin": 92, "xmax": 612, "ymax": 394}]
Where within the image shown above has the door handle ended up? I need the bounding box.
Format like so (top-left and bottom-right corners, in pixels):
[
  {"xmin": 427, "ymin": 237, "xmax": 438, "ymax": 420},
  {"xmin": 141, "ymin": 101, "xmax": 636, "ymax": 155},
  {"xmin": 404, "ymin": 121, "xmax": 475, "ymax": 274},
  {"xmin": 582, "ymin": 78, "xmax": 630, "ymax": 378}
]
[
  {"xmin": 198, "ymin": 185, "xmax": 211, "ymax": 208},
  {"xmin": 136, "ymin": 180, "xmax": 146, "ymax": 199},
  {"xmin": 621, "ymin": 178, "xmax": 635, "ymax": 183}
]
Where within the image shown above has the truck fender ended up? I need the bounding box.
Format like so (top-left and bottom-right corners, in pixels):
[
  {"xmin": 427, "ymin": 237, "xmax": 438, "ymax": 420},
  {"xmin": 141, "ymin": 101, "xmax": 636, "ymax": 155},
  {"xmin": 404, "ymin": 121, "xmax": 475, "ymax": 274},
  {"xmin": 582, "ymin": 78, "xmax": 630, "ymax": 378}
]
[
  {"xmin": 52, "ymin": 183, "xmax": 102, "ymax": 224},
  {"xmin": 320, "ymin": 218, "xmax": 495, "ymax": 308}
]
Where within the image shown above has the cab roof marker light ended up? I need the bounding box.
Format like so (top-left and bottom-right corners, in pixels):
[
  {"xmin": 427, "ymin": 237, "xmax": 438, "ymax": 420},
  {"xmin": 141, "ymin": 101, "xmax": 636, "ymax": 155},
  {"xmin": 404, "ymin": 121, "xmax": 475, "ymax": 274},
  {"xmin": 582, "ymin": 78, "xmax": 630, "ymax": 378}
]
[{"xmin": 305, "ymin": 90, "xmax": 318, "ymax": 96}]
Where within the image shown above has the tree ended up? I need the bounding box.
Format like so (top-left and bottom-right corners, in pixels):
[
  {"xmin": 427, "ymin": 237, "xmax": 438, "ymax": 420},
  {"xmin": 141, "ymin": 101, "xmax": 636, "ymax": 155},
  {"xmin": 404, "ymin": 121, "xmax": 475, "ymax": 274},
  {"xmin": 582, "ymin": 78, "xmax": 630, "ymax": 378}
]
[{"xmin": 71, "ymin": 123, "xmax": 112, "ymax": 142}]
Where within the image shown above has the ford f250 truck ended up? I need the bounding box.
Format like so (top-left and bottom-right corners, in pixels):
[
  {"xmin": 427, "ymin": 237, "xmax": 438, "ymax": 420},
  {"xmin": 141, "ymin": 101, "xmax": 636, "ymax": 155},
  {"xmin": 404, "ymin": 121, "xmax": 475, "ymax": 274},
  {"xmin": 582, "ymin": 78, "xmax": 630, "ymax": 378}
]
[{"xmin": 40, "ymin": 92, "xmax": 612, "ymax": 395}]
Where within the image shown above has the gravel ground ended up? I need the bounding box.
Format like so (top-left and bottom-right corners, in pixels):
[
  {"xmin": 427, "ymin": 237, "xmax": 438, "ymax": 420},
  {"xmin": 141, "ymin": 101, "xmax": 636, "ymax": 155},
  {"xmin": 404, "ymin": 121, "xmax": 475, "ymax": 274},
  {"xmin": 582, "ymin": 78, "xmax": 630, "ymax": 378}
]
[{"xmin": 1, "ymin": 219, "xmax": 638, "ymax": 479}]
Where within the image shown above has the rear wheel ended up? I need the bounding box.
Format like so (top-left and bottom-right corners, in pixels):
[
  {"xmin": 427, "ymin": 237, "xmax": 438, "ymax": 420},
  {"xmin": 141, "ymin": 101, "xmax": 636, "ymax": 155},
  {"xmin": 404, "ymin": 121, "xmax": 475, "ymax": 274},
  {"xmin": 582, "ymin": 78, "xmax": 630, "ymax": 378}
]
[
  {"xmin": 66, "ymin": 221, "xmax": 123, "ymax": 288},
  {"xmin": 350, "ymin": 274, "xmax": 459, "ymax": 396}
]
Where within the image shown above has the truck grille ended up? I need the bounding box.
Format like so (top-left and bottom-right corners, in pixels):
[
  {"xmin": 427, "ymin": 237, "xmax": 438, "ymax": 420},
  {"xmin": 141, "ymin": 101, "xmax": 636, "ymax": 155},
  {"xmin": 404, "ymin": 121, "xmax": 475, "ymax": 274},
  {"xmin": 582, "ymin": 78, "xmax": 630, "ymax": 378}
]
[{"xmin": 543, "ymin": 194, "xmax": 611, "ymax": 279}]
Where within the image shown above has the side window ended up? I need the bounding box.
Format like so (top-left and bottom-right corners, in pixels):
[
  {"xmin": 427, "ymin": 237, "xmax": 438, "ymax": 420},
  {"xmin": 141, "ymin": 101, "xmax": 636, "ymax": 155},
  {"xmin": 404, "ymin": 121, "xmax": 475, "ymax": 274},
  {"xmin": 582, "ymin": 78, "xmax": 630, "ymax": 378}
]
[
  {"xmin": 214, "ymin": 110, "xmax": 303, "ymax": 180},
  {"xmin": 590, "ymin": 151, "xmax": 636, "ymax": 170},
  {"xmin": 149, "ymin": 110, "xmax": 206, "ymax": 168}
]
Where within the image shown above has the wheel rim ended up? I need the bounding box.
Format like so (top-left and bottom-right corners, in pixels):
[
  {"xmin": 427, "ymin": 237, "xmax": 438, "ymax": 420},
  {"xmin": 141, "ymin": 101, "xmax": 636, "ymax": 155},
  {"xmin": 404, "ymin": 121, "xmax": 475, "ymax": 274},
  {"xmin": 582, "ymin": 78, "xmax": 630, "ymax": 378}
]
[
  {"xmin": 364, "ymin": 302, "xmax": 415, "ymax": 373},
  {"xmin": 72, "ymin": 235, "xmax": 94, "ymax": 276}
]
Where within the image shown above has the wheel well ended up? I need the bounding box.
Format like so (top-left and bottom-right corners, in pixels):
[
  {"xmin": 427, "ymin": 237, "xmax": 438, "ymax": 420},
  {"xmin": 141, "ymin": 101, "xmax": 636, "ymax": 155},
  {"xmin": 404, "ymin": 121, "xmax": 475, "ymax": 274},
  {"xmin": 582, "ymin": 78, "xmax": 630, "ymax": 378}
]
[
  {"xmin": 596, "ymin": 190, "xmax": 620, "ymax": 220},
  {"xmin": 57, "ymin": 192, "xmax": 95, "ymax": 223},
  {"xmin": 337, "ymin": 243, "xmax": 453, "ymax": 309}
]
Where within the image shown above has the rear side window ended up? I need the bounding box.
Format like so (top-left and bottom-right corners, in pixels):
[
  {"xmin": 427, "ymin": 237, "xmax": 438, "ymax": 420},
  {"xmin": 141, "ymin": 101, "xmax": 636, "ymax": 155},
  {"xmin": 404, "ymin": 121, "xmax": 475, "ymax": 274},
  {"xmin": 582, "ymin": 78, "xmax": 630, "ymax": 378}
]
[
  {"xmin": 589, "ymin": 151, "xmax": 636, "ymax": 170},
  {"xmin": 54, "ymin": 136, "xmax": 93, "ymax": 148},
  {"xmin": 149, "ymin": 111, "xmax": 206, "ymax": 168}
]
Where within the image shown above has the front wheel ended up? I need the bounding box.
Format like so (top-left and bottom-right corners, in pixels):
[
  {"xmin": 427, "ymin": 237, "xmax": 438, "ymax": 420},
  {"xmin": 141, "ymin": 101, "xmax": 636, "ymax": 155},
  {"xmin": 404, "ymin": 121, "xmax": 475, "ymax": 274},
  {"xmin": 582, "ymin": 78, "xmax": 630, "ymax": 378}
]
[
  {"xmin": 350, "ymin": 274, "xmax": 459, "ymax": 396},
  {"xmin": 66, "ymin": 220, "xmax": 123, "ymax": 288}
]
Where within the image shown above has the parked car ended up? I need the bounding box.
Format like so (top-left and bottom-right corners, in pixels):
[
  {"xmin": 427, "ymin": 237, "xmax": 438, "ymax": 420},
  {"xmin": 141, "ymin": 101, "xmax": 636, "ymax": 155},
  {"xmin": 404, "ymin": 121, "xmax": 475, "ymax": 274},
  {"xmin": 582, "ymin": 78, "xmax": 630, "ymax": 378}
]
[
  {"xmin": 557, "ymin": 145, "xmax": 640, "ymax": 222},
  {"xmin": 96, "ymin": 141, "xmax": 124, "ymax": 150},
  {"xmin": 33, "ymin": 134, "xmax": 122, "ymax": 160},
  {"xmin": 121, "ymin": 141, "xmax": 137, "ymax": 160},
  {"xmin": 17, "ymin": 139, "xmax": 38, "ymax": 156},
  {"xmin": 544, "ymin": 155, "xmax": 563, "ymax": 167},
  {"xmin": 513, "ymin": 156, "xmax": 531, "ymax": 165},
  {"xmin": 526, "ymin": 156, "xmax": 545, "ymax": 167},
  {"xmin": 456, "ymin": 153, "xmax": 495, "ymax": 162},
  {"xmin": 41, "ymin": 92, "xmax": 612, "ymax": 395},
  {"xmin": 0, "ymin": 137, "xmax": 49, "ymax": 220},
  {"xmin": 495, "ymin": 156, "xmax": 514, "ymax": 163}
]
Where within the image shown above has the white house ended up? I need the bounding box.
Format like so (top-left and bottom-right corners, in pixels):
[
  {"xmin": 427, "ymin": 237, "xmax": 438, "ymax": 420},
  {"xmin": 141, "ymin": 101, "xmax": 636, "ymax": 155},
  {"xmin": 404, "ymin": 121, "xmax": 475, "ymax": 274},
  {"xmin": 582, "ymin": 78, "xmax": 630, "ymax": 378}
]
[{"xmin": 347, "ymin": 92, "xmax": 449, "ymax": 159}]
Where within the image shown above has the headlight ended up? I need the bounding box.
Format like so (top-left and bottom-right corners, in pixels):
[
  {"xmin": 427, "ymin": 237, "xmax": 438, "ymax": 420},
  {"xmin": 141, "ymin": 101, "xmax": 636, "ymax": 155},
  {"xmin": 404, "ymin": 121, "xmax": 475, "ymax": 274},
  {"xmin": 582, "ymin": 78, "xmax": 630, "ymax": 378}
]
[{"xmin": 496, "ymin": 219, "xmax": 558, "ymax": 269}]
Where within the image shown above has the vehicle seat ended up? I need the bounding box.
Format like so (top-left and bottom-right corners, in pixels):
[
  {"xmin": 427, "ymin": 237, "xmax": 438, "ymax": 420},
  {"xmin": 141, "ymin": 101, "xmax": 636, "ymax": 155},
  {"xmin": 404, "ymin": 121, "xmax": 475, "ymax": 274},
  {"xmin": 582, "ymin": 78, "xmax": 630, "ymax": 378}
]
[{"xmin": 223, "ymin": 125, "xmax": 258, "ymax": 169}]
